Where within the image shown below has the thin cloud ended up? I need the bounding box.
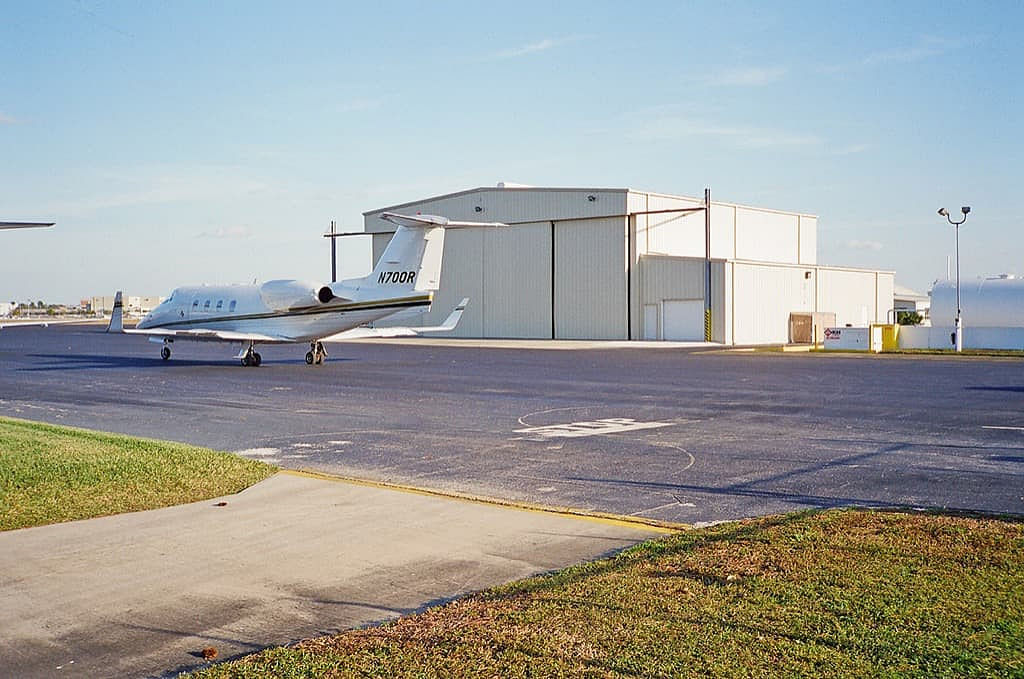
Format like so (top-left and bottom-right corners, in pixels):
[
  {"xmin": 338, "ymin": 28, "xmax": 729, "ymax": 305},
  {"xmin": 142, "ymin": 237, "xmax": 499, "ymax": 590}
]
[
  {"xmin": 711, "ymin": 66, "xmax": 787, "ymax": 86},
  {"xmin": 629, "ymin": 116, "xmax": 820, "ymax": 149},
  {"xmin": 845, "ymin": 239, "xmax": 884, "ymax": 251},
  {"xmin": 492, "ymin": 36, "xmax": 585, "ymax": 59},
  {"xmin": 819, "ymin": 36, "xmax": 973, "ymax": 73},
  {"xmin": 198, "ymin": 225, "xmax": 252, "ymax": 240},
  {"xmin": 16, "ymin": 164, "xmax": 270, "ymax": 217},
  {"xmin": 863, "ymin": 42, "xmax": 944, "ymax": 67},
  {"xmin": 830, "ymin": 143, "xmax": 870, "ymax": 156},
  {"xmin": 337, "ymin": 98, "xmax": 381, "ymax": 113}
]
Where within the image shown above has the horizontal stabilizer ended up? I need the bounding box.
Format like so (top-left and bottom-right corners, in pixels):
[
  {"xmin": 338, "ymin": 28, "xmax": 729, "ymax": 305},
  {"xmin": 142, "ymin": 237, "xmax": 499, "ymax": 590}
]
[
  {"xmin": 321, "ymin": 298, "xmax": 469, "ymax": 342},
  {"xmin": 380, "ymin": 213, "xmax": 507, "ymax": 229}
]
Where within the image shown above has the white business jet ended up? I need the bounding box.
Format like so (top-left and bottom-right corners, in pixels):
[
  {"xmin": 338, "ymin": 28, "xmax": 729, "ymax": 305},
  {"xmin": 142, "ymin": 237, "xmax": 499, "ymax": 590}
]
[{"xmin": 106, "ymin": 212, "xmax": 503, "ymax": 366}]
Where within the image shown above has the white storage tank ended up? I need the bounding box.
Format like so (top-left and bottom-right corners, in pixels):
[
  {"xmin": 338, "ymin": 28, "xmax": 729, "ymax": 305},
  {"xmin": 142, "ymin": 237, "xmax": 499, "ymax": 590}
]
[
  {"xmin": 930, "ymin": 275, "xmax": 1024, "ymax": 327},
  {"xmin": 927, "ymin": 275, "xmax": 1024, "ymax": 350}
]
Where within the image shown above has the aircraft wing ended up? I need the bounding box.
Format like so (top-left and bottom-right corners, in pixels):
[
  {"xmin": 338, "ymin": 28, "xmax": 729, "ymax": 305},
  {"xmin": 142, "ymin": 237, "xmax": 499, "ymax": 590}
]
[
  {"xmin": 122, "ymin": 327, "xmax": 294, "ymax": 344},
  {"xmin": 0, "ymin": 318, "xmax": 100, "ymax": 330},
  {"xmin": 322, "ymin": 298, "xmax": 468, "ymax": 342}
]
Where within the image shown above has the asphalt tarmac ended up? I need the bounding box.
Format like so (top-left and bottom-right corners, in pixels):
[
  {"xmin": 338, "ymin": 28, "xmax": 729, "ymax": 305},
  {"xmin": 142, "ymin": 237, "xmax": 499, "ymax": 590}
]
[{"xmin": 2, "ymin": 324, "xmax": 1022, "ymax": 524}]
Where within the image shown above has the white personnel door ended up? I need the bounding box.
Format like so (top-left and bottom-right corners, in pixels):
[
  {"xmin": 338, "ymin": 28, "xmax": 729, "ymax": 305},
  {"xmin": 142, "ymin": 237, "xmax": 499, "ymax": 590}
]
[{"xmin": 662, "ymin": 299, "xmax": 704, "ymax": 341}]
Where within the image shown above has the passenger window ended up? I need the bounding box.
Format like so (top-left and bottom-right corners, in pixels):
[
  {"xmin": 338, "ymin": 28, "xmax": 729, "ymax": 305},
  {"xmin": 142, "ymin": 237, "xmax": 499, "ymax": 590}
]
[
  {"xmin": 216, "ymin": 300, "xmax": 223, "ymax": 310},
  {"xmin": 203, "ymin": 300, "xmax": 211, "ymax": 310},
  {"xmin": 229, "ymin": 300, "xmax": 237, "ymax": 312},
  {"xmin": 192, "ymin": 300, "xmax": 198, "ymax": 309}
]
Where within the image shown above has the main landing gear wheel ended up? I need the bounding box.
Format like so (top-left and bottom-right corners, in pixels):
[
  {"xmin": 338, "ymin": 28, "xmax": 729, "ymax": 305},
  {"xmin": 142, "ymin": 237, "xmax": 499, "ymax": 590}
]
[
  {"xmin": 160, "ymin": 346, "xmax": 171, "ymax": 361},
  {"xmin": 306, "ymin": 341, "xmax": 327, "ymax": 365},
  {"xmin": 240, "ymin": 342, "xmax": 262, "ymax": 367}
]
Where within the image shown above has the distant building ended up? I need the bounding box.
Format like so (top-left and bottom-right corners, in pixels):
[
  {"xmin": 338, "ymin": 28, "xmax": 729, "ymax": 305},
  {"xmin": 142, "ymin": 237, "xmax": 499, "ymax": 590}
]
[
  {"xmin": 89, "ymin": 294, "xmax": 164, "ymax": 314},
  {"xmin": 894, "ymin": 284, "xmax": 930, "ymax": 316}
]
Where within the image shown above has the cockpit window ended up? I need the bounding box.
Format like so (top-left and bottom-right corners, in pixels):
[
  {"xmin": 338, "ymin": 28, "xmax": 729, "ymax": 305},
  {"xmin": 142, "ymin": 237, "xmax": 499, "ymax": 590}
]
[
  {"xmin": 216, "ymin": 300, "xmax": 223, "ymax": 310},
  {"xmin": 192, "ymin": 300, "xmax": 199, "ymax": 309},
  {"xmin": 229, "ymin": 300, "xmax": 237, "ymax": 312},
  {"xmin": 203, "ymin": 300, "xmax": 211, "ymax": 310}
]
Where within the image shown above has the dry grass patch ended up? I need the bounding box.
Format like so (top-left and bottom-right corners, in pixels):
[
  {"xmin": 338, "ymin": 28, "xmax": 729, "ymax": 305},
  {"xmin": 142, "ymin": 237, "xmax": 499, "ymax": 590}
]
[{"xmin": 190, "ymin": 509, "xmax": 1024, "ymax": 678}]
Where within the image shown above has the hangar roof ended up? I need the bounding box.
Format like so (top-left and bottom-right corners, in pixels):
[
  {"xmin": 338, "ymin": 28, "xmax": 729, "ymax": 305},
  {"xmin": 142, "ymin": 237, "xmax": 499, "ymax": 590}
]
[{"xmin": 363, "ymin": 185, "xmax": 816, "ymax": 220}]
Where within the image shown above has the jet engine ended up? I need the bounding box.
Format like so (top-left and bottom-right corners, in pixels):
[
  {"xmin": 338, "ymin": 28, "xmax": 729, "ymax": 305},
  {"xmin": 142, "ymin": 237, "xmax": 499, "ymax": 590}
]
[{"xmin": 258, "ymin": 280, "xmax": 332, "ymax": 310}]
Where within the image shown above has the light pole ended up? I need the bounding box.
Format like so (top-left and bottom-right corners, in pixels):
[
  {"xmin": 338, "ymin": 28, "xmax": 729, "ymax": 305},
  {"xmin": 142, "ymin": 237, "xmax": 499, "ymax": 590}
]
[{"xmin": 937, "ymin": 205, "xmax": 970, "ymax": 352}]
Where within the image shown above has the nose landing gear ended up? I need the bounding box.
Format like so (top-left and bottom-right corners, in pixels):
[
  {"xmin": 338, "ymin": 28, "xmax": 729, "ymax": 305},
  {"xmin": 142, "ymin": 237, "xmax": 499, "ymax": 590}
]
[{"xmin": 305, "ymin": 341, "xmax": 327, "ymax": 365}]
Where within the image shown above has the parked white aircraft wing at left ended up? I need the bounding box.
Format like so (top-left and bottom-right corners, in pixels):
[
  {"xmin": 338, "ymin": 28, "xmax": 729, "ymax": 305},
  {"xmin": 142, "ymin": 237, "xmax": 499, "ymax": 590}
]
[
  {"xmin": 98, "ymin": 213, "xmax": 502, "ymax": 366},
  {"xmin": 0, "ymin": 318, "xmax": 100, "ymax": 330}
]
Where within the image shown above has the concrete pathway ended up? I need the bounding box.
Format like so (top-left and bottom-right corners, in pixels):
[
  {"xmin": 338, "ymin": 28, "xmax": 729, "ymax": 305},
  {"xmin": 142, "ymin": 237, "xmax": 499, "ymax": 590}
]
[{"xmin": 0, "ymin": 473, "xmax": 664, "ymax": 678}]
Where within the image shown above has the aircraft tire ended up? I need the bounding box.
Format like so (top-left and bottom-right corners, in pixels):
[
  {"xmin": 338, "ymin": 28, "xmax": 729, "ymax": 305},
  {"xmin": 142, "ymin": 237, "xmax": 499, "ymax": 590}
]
[
  {"xmin": 253, "ymin": 352, "xmax": 262, "ymax": 367},
  {"xmin": 241, "ymin": 356, "xmax": 250, "ymax": 367},
  {"xmin": 305, "ymin": 351, "xmax": 315, "ymax": 365},
  {"xmin": 160, "ymin": 346, "xmax": 171, "ymax": 361}
]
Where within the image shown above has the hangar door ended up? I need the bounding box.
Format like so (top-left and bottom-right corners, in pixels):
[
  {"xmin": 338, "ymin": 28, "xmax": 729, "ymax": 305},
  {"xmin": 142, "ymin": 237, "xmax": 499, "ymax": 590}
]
[
  {"xmin": 662, "ymin": 300, "xmax": 704, "ymax": 341},
  {"xmin": 554, "ymin": 218, "xmax": 628, "ymax": 340}
]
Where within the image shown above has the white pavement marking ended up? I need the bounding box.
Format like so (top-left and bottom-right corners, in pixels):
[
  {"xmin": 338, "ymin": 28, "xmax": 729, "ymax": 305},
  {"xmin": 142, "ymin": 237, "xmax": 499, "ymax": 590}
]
[
  {"xmin": 235, "ymin": 447, "xmax": 280, "ymax": 457},
  {"xmin": 982, "ymin": 425, "xmax": 1024, "ymax": 431},
  {"xmin": 514, "ymin": 418, "xmax": 674, "ymax": 439}
]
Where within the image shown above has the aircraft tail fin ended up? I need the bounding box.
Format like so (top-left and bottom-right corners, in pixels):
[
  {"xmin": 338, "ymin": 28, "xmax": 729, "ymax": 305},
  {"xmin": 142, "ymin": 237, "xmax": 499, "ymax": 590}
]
[
  {"xmin": 106, "ymin": 291, "xmax": 123, "ymax": 333},
  {"xmin": 341, "ymin": 213, "xmax": 506, "ymax": 296}
]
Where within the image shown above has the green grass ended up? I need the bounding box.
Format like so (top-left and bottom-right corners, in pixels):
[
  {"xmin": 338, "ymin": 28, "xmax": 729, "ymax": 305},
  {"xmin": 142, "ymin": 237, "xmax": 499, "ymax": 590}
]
[
  {"xmin": 808, "ymin": 347, "xmax": 1024, "ymax": 358},
  {"xmin": 0, "ymin": 416, "xmax": 275, "ymax": 531},
  {"xmin": 189, "ymin": 509, "xmax": 1024, "ymax": 679}
]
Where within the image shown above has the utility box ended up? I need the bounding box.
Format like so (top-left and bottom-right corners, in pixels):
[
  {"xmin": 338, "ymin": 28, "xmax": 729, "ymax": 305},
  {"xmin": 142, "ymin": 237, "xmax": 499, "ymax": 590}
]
[
  {"xmin": 824, "ymin": 327, "xmax": 870, "ymax": 350},
  {"xmin": 789, "ymin": 312, "xmax": 837, "ymax": 344},
  {"xmin": 871, "ymin": 323, "xmax": 899, "ymax": 351}
]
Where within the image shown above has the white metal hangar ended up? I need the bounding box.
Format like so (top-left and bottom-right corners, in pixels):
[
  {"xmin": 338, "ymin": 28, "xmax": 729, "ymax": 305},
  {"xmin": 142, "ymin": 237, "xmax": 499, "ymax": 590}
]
[{"xmin": 362, "ymin": 185, "xmax": 894, "ymax": 344}]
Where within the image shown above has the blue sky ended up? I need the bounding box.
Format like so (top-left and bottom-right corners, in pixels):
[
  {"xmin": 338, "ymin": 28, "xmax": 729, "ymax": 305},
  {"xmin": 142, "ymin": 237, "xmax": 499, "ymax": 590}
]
[{"xmin": 2, "ymin": 1, "xmax": 1021, "ymax": 303}]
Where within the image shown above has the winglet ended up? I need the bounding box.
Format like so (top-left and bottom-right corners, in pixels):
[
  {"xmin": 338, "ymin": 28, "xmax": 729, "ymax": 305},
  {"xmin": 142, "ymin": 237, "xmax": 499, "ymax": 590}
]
[{"xmin": 106, "ymin": 291, "xmax": 123, "ymax": 333}]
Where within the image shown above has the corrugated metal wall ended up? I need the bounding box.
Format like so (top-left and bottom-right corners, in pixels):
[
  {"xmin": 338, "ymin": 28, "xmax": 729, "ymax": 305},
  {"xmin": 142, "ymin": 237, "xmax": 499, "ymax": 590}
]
[
  {"xmin": 484, "ymin": 221, "xmax": 551, "ymax": 337},
  {"xmin": 798, "ymin": 216, "xmax": 817, "ymax": 264},
  {"xmin": 365, "ymin": 190, "xmax": 630, "ymax": 339},
  {"xmin": 638, "ymin": 255, "xmax": 725, "ymax": 342},
  {"xmin": 554, "ymin": 217, "xmax": 628, "ymax": 339},
  {"xmin": 817, "ymin": 268, "xmax": 878, "ymax": 327},
  {"xmin": 875, "ymin": 272, "xmax": 895, "ymax": 323},
  {"xmin": 731, "ymin": 262, "xmax": 815, "ymax": 344},
  {"xmin": 734, "ymin": 207, "xmax": 800, "ymax": 263}
]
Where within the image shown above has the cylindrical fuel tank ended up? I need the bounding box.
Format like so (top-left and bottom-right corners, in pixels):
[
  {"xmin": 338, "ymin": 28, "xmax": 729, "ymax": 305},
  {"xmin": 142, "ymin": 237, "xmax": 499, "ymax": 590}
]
[{"xmin": 930, "ymin": 275, "xmax": 1024, "ymax": 327}]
